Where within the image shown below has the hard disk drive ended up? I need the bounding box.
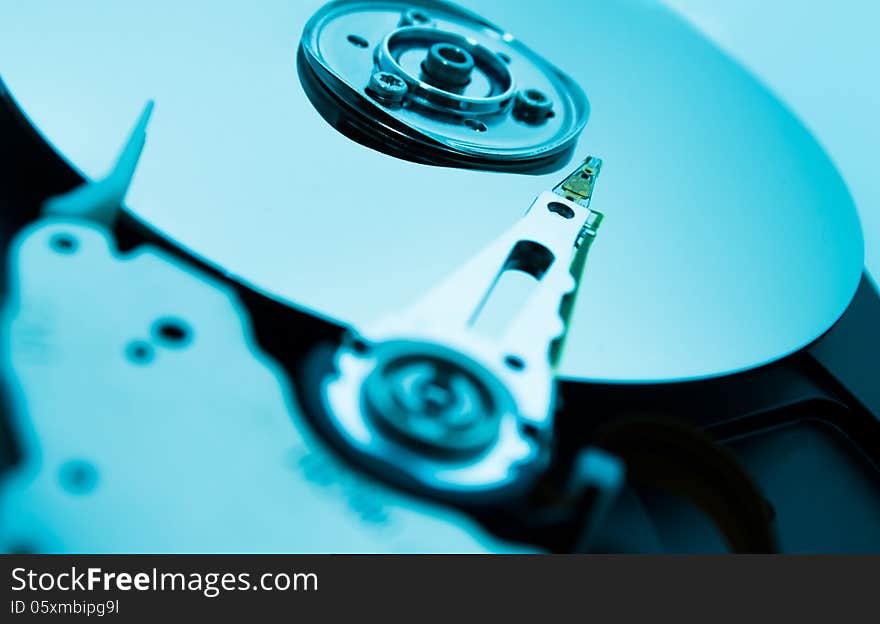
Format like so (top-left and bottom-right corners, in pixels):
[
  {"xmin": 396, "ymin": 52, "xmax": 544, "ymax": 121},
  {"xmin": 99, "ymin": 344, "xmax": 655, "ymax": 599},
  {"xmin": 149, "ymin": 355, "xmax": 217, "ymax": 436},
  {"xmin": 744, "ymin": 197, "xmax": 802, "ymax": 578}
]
[{"xmin": 0, "ymin": 0, "xmax": 877, "ymax": 553}]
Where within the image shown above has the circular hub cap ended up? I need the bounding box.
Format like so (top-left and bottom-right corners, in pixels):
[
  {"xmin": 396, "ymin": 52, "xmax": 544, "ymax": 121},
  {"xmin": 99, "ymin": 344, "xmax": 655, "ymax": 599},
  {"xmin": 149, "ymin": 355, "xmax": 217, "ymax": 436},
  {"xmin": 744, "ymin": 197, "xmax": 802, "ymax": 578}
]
[{"xmin": 299, "ymin": 0, "xmax": 590, "ymax": 172}]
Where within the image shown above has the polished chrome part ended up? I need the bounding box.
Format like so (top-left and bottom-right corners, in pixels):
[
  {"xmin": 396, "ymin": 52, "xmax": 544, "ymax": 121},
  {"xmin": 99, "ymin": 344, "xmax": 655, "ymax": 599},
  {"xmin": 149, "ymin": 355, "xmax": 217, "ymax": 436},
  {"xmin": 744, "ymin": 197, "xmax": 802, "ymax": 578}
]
[
  {"xmin": 513, "ymin": 88, "xmax": 554, "ymax": 124},
  {"xmin": 376, "ymin": 27, "xmax": 514, "ymax": 115},
  {"xmin": 299, "ymin": 0, "xmax": 589, "ymax": 171},
  {"xmin": 367, "ymin": 71, "xmax": 409, "ymax": 106},
  {"xmin": 361, "ymin": 346, "xmax": 504, "ymax": 456},
  {"xmin": 320, "ymin": 159, "xmax": 603, "ymax": 499},
  {"xmin": 421, "ymin": 41, "xmax": 476, "ymax": 88}
]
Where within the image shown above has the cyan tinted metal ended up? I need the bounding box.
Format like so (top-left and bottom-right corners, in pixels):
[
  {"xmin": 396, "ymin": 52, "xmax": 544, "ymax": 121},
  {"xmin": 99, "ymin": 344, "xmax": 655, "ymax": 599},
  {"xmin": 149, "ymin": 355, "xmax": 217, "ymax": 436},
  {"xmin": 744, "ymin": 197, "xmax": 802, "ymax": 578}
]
[
  {"xmin": 0, "ymin": 0, "xmax": 863, "ymax": 383},
  {"xmin": 298, "ymin": 0, "xmax": 589, "ymax": 171}
]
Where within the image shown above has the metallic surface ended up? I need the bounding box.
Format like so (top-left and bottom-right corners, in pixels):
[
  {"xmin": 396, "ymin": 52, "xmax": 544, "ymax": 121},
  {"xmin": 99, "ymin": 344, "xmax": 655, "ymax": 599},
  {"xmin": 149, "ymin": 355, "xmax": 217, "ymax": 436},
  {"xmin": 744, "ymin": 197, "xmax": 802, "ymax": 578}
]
[
  {"xmin": 0, "ymin": 0, "xmax": 864, "ymax": 383},
  {"xmin": 663, "ymin": 0, "xmax": 880, "ymax": 285},
  {"xmin": 320, "ymin": 185, "xmax": 601, "ymax": 498},
  {"xmin": 0, "ymin": 217, "xmax": 518, "ymax": 552},
  {"xmin": 317, "ymin": 172, "xmax": 602, "ymax": 498},
  {"xmin": 300, "ymin": 0, "xmax": 587, "ymax": 168}
]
